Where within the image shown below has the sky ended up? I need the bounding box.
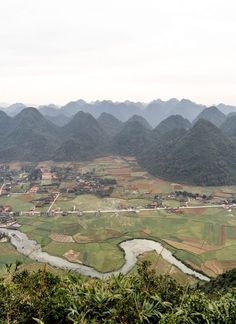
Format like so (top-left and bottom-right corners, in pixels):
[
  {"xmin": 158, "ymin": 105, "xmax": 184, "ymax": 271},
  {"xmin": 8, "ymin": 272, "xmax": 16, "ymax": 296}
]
[{"xmin": 0, "ymin": 0, "xmax": 236, "ymax": 106}]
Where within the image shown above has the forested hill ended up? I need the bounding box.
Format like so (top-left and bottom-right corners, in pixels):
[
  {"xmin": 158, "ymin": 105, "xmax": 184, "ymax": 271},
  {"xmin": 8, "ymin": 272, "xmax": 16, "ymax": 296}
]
[
  {"xmin": 2, "ymin": 108, "xmax": 236, "ymax": 186},
  {"xmin": 138, "ymin": 119, "xmax": 236, "ymax": 186},
  {"xmin": 0, "ymin": 262, "xmax": 235, "ymax": 323}
]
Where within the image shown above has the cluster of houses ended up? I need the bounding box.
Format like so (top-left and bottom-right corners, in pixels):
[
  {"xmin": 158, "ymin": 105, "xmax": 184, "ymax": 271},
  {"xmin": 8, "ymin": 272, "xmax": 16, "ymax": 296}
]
[
  {"xmin": 60, "ymin": 172, "xmax": 117, "ymax": 197},
  {"xmin": 31, "ymin": 194, "xmax": 55, "ymax": 208},
  {"xmin": 0, "ymin": 213, "xmax": 17, "ymax": 228}
]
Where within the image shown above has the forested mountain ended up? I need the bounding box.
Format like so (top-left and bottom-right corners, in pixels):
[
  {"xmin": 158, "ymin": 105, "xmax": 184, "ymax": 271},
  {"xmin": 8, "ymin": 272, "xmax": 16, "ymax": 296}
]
[
  {"xmin": 0, "ymin": 108, "xmax": 60, "ymax": 161},
  {"xmin": 44, "ymin": 114, "xmax": 71, "ymax": 127},
  {"xmin": 111, "ymin": 119, "xmax": 154, "ymax": 156},
  {"xmin": 139, "ymin": 120, "xmax": 236, "ymax": 186},
  {"xmin": 38, "ymin": 104, "xmax": 60, "ymax": 116},
  {"xmin": 170, "ymin": 99, "xmax": 206, "ymax": 121},
  {"xmin": 2, "ymin": 108, "xmax": 236, "ymax": 185},
  {"xmin": 217, "ymin": 103, "xmax": 236, "ymax": 114},
  {"xmin": 59, "ymin": 100, "xmax": 143, "ymax": 121},
  {"xmin": 221, "ymin": 115, "xmax": 236, "ymax": 139},
  {"xmin": 1, "ymin": 103, "xmax": 27, "ymax": 116},
  {"xmin": 97, "ymin": 112, "xmax": 123, "ymax": 137},
  {"xmin": 193, "ymin": 106, "xmax": 226, "ymax": 127},
  {"xmin": 126, "ymin": 114, "xmax": 152, "ymax": 130},
  {"xmin": 2, "ymin": 99, "xmax": 236, "ymax": 127},
  {"xmin": 13, "ymin": 108, "xmax": 59, "ymax": 136},
  {"xmin": 143, "ymin": 98, "xmax": 179, "ymax": 126},
  {"xmin": 154, "ymin": 115, "xmax": 191, "ymax": 135},
  {"xmin": 54, "ymin": 111, "xmax": 109, "ymax": 161},
  {"xmin": 0, "ymin": 111, "xmax": 14, "ymax": 136}
]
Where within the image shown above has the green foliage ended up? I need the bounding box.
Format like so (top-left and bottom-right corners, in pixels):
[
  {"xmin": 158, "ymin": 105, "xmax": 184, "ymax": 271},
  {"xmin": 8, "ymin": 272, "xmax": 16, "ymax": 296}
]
[
  {"xmin": 154, "ymin": 114, "xmax": 191, "ymax": 135},
  {"xmin": 0, "ymin": 261, "xmax": 235, "ymax": 323},
  {"xmin": 221, "ymin": 115, "xmax": 236, "ymax": 138},
  {"xmin": 202, "ymin": 268, "xmax": 236, "ymax": 293},
  {"xmin": 139, "ymin": 119, "xmax": 236, "ymax": 186},
  {"xmin": 112, "ymin": 120, "xmax": 154, "ymax": 156},
  {"xmin": 193, "ymin": 106, "xmax": 226, "ymax": 127}
]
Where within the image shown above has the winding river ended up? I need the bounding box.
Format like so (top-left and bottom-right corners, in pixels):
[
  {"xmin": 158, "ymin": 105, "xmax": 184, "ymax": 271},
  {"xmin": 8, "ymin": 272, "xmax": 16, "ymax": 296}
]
[{"xmin": 0, "ymin": 228, "xmax": 210, "ymax": 281}]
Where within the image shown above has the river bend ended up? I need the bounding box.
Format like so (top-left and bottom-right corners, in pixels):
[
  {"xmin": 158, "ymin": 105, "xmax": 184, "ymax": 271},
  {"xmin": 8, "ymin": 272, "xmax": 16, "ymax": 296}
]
[{"xmin": 0, "ymin": 228, "xmax": 210, "ymax": 281}]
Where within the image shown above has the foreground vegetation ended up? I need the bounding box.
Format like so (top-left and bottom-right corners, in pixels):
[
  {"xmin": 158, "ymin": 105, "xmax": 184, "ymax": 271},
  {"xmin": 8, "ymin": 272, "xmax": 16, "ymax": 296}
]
[{"xmin": 0, "ymin": 261, "xmax": 236, "ymax": 323}]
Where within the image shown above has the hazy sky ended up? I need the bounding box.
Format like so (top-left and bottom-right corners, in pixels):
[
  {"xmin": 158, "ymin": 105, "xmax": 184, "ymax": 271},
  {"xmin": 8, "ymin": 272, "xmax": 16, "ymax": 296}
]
[{"xmin": 1, "ymin": 0, "xmax": 236, "ymax": 106}]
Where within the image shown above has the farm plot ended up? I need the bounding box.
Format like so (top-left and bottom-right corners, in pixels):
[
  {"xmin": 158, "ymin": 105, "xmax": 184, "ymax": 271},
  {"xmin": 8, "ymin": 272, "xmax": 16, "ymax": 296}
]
[
  {"xmin": 15, "ymin": 207, "xmax": 236, "ymax": 275},
  {"xmin": 133, "ymin": 251, "xmax": 197, "ymax": 284},
  {"xmin": 0, "ymin": 195, "xmax": 34, "ymax": 211},
  {"xmin": 54, "ymin": 194, "xmax": 122, "ymax": 211}
]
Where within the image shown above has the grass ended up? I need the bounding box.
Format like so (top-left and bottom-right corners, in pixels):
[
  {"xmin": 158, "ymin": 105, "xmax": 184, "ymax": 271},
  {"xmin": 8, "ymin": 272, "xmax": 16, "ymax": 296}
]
[
  {"xmin": 0, "ymin": 195, "xmax": 34, "ymax": 211},
  {"xmin": 0, "ymin": 243, "xmax": 32, "ymax": 270},
  {"xmin": 15, "ymin": 207, "xmax": 236, "ymax": 275},
  {"xmin": 2, "ymin": 156, "xmax": 236, "ymax": 277},
  {"xmin": 132, "ymin": 251, "xmax": 197, "ymax": 284}
]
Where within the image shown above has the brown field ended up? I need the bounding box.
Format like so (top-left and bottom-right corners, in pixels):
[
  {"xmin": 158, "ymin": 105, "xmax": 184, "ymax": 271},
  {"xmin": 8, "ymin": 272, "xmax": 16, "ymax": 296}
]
[
  {"xmin": 202, "ymin": 260, "xmax": 223, "ymax": 276},
  {"xmin": 221, "ymin": 260, "xmax": 236, "ymax": 271},
  {"xmin": 133, "ymin": 181, "xmax": 152, "ymax": 190},
  {"xmin": 6, "ymin": 162, "xmax": 32, "ymax": 170},
  {"xmin": 165, "ymin": 239, "xmax": 205, "ymax": 254},
  {"xmin": 185, "ymin": 208, "xmax": 206, "ymax": 215},
  {"xmin": 220, "ymin": 225, "xmax": 226, "ymax": 246},
  {"xmin": 50, "ymin": 233, "xmax": 74, "ymax": 243},
  {"xmin": 63, "ymin": 250, "xmax": 81, "ymax": 263},
  {"xmin": 178, "ymin": 236, "xmax": 218, "ymax": 252},
  {"xmin": 140, "ymin": 228, "xmax": 152, "ymax": 235},
  {"xmin": 21, "ymin": 194, "xmax": 37, "ymax": 202},
  {"xmin": 109, "ymin": 168, "xmax": 131, "ymax": 175},
  {"xmin": 73, "ymin": 234, "xmax": 92, "ymax": 243},
  {"xmin": 172, "ymin": 183, "xmax": 183, "ymax": 190}
]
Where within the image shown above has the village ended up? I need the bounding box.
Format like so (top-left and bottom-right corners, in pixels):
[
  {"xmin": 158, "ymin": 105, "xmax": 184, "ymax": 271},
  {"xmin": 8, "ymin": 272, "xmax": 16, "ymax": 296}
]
[
  {"xmin": 0, "ymin": 162, "xmax": 236, "ymax": 229},
  {"xmin": 0, "ymin": 164, "xmax": 118, "ymax": 224}
]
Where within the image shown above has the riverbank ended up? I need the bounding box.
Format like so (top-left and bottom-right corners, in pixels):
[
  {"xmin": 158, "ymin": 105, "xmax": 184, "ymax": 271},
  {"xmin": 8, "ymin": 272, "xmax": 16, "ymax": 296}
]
[{"xmin": 0, "ymin": 228, "xmax": 210, "ymax": 281}]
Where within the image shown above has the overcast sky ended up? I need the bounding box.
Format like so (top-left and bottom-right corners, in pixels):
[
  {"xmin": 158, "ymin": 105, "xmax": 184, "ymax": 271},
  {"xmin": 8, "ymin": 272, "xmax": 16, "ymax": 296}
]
[{"xmin": 0, "ymin": 0, "xmax": 236, "ymax": 106}]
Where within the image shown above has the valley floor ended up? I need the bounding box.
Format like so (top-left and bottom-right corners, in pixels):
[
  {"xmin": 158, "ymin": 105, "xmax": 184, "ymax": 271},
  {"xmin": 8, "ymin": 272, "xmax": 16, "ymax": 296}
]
[{"xmin": 1, "ymin": 156, "xmax": 236, "ymax": 279}]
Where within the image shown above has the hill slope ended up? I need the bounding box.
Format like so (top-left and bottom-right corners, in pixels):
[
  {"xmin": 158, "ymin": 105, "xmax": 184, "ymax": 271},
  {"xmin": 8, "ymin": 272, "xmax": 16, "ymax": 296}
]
[
  {"xmin": 139, "ymin": 119, "xmax": 236, "ymax": 185},
  {"xmin": 112, "ymin": 119, "xmax": 154, "ymax": 156},
  {"xmin": 221, "ymin": 115, "xmax": 236, "ymax": 138},
  {"xmin": 54, "ymin": 111, "xmax": 108, "ymax": 161},
  {"xmin": 0, "ymin": 108, "xmax": 60, "ymax": 161},
  {"xmin": 127, "ymin": 114, "xmax": 152, "ymax": 130},
  {"xmin": 193, "ymin": 106, "xmax": 226, "ymax": 127},
  {"xmin": 154, "ymin": 115, "xmax": 191, "ymax": 135},
  {"xmin": 97, "ymin": 112, "xmax": 123, "ymax": 137}
]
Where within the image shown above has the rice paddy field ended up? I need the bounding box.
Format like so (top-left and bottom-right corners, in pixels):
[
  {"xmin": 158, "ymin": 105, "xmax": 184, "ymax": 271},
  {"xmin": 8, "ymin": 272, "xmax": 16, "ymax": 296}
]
[
  {"xmin": 1, "ymin": 156, "xmax": 236, "ymax": 279},
  {"xmin": 10, "ymin": 205, "xmax": 236, "ymax": 277}
]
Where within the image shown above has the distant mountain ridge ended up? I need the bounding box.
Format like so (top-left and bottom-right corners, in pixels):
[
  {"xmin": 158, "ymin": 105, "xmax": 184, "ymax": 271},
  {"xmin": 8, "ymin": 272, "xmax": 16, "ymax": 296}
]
[{"xmin": 1, "ymin": 98, "xmax": 236, "ymax": 127}]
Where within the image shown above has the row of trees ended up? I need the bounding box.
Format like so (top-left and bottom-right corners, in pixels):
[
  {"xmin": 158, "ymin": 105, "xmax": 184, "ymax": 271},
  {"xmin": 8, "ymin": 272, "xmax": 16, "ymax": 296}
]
[{"xmin": 0, "ymin": 261, "xmax": 235, "ymax": 323}]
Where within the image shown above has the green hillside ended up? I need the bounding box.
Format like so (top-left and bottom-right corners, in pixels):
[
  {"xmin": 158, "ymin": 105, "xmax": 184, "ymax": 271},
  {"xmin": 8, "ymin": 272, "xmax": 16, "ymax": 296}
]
[{"xmin": 139, "ymin": 120, "xmax": 236, "ymax": 186}]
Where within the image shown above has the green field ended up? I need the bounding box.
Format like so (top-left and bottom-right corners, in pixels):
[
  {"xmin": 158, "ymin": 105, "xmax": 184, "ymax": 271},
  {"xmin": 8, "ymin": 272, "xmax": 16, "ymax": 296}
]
[
  {"xmin": 13, "ymin": 206, "xmax": 236, "ymax": 275},
  {"xmin": 2, "ymin": 156, "xmax": 236, "ymax": 278}
]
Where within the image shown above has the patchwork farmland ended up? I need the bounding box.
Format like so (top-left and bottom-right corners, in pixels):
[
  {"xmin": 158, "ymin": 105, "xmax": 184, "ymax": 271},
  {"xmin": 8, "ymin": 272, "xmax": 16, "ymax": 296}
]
[{"xmin": 1, "ymin": 156, "xmax": 236, "ymax": 279}]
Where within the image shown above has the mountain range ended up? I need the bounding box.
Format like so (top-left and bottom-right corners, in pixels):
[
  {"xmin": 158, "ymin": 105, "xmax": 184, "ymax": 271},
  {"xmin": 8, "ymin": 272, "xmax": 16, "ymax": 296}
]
[
  {"xmin": 1, "ymin": 98, "xmax": 236, "ymax": 127},
  {"xmin": 1, "ymin": 105, "xmax": 236, "ymax": 185}
]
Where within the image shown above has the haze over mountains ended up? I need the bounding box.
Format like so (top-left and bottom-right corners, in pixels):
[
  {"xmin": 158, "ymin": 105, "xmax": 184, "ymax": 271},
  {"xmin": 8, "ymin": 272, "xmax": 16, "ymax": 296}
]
[
  {"xmin": 1, "ymin": 100, "xmax": 236, "ymax": 186},
  {"xmin": 1, "ymin": 98, "xmax": 236, "ymax": 127}
]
